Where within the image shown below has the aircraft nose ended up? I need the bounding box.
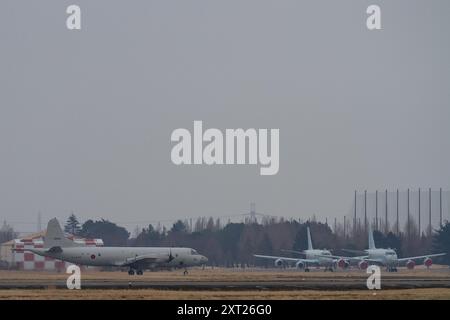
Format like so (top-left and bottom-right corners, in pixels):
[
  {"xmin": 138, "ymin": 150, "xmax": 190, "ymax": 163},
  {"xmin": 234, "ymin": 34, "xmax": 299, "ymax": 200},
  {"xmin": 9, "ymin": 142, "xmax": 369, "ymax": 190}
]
[{"xmin": 201, "ymin": 255, "xmax": 208, "ymax": 263}]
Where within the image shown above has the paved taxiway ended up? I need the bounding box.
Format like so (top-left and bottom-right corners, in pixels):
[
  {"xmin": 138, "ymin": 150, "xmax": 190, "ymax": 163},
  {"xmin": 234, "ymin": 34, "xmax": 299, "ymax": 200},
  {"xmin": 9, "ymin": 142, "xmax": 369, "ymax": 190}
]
[{"xmin": 1, "ymin": 267, "xmax": 450, "ymax": 290}]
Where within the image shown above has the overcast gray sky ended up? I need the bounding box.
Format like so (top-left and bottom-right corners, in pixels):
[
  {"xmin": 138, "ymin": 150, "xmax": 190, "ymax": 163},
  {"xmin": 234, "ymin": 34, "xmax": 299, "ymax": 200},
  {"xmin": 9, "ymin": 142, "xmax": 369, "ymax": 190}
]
[{"xmin": 1, "ymin": 1, "xmax": 449, "ymax": 233}]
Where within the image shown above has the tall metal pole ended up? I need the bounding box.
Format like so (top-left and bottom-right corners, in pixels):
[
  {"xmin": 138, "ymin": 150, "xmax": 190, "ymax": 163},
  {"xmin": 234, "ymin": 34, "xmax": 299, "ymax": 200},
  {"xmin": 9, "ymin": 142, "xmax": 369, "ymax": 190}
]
[
  {"xmin": 375, "ymin": 190, "xmax": 378, "ymax": 231},
  {"xmin": 429, "ymin": 188, "xmax": 432, "ymax": 236},
  {"xmin": 407, "ymin": 188, "xmax": 410, "ymax": 239},
  {"xmin": 440, "ymin": 188, "xmax": 443, "ymax": 228},
  {"xmin": 396, "ymin": 189, "xmax": 399, "ymax": 235},
  {"xmin": 344, "ymin": 215, "xmax": 346, "ymax": 238},
  {"xmin": 418, "ymin": 188, "xmax": 421, "ymax": 236},
  {"xmin": 354, "ymin": 190, "xmax": 357, "ymax": 236},
  {"xmin": 37, "ymin": 211, "xmax": 42, "ymax": 233},
  {"xmin": 385, "ymin": 189, "xmax": 388, "ymax": 234},
  {"xmin": 364, "ymin": 190, "xmax": 367, "ymax": 235}
]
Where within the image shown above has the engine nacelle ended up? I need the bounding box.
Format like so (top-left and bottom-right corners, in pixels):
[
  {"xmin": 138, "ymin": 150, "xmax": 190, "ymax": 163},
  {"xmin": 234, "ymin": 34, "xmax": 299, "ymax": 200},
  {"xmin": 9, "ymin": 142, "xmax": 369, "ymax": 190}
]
[
  {"xmin": 424, "ymin": 257, "xmax": 433, "ymax": 268},
  {"xmin": 358, "ymin": 260, "xmax": 368, "ymax": 270},
  {"xmin": 337, "ymin": 258, "xmax": 350, "ymax": 269},
  {"xmin": 295, "ymin": 261, "xmax": 305, "ymax": 269},
  {"xmin": 274, "ymin": 259, "xmax": 283, "ymax": 267},
  {"xmin": 406, "ymin": 260, "xmax": 416, "ymax": 270}
]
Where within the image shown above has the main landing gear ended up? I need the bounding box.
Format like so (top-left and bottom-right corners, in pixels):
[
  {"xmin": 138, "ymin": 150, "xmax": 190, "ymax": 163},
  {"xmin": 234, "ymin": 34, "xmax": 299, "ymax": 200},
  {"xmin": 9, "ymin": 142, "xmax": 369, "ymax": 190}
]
[
  {"xmin": 387, "ymin": 267, "xmax": 398, "ymax": 272},
  {"xmin": 183, "ymin": 268, "xmax": 188, "ymax": 275},
  {"xmin": 128, "ymin": 269, "xmax": 144, "ymax": 275}
]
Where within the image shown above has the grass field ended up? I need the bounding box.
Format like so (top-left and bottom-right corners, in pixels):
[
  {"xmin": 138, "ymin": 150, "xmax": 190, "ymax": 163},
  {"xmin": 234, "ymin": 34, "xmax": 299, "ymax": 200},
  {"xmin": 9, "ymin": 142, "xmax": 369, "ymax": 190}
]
[
  {"xmin": 0, "ymin": 267, "xmax": 449, "ymax": 300},
  {"xmin": 1, "ymin": 266, "xmax": 449, "ymax": 282}
]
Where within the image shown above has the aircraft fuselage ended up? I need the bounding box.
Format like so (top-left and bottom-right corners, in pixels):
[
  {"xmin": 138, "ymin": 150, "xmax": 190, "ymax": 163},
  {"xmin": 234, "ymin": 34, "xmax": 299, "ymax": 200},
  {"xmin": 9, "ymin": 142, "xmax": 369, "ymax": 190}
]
[{"xmin": 30, "ymin": 247, "xmax": 207, "ymax": 269}]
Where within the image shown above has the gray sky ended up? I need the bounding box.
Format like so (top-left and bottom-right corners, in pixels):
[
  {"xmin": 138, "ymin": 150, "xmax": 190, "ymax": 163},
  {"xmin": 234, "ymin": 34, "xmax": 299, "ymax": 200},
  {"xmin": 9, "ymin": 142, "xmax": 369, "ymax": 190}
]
[{"xmin": 1, "ymin": 1, "xmax": 450, "ymax": 233}]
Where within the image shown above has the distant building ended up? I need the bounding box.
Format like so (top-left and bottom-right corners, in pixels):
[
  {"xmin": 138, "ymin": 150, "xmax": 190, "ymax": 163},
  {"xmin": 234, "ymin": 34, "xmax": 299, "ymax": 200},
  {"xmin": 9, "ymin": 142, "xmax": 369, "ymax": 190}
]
[{"xmin": 0, "ymin": 231, "xmax": 103, "ymax": 271}]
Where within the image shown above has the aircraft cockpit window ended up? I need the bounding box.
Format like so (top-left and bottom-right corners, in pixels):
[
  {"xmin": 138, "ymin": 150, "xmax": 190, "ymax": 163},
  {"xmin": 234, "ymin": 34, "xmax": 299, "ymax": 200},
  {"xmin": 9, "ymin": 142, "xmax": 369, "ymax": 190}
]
[{"xmin": 191, "ymin": 249, "xmax": 198, "ymax": 255}]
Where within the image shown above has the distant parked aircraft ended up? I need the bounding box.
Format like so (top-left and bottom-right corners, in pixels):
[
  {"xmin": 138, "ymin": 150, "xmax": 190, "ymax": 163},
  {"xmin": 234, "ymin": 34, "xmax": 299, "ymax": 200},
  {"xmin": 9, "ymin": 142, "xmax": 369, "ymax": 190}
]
[
  {"xmin": 254, "ymin": 227, "xmax": 347, "ymax": 272},
  {"xmin": 316, "ymin": 227, "xmax": 446, "ymax": 272}
]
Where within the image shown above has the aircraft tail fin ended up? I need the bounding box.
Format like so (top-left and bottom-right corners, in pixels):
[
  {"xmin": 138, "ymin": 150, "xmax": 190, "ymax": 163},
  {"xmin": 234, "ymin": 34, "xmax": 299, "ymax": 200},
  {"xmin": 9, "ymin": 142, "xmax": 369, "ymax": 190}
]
[
  {"xmin": 43, "ymin": 218, "xmax": 76, "ymax": 248},
  {"xmin": 307, "ymin": 226, "xmax": 313, "ymax": 250},
  {"xmin": 368, "ymin": 225, "xmax": 376, "ymax": 250}
]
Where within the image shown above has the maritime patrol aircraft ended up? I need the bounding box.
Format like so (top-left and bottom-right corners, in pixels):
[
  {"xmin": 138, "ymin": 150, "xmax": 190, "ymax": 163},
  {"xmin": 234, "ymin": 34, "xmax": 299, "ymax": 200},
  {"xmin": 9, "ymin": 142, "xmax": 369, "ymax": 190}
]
[{"xmin": 27, "ymin": 218, "xmax": 208, "ymax": 275}]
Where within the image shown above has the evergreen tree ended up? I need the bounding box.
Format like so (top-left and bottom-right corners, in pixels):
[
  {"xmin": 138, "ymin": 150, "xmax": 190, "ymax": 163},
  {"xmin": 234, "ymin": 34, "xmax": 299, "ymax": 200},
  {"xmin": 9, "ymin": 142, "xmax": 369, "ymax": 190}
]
[
  {"xmin": 170, "ymin": 220, "xmax": 188, "ymax": 234},
  {"xmin": 385, "ymin": 232, "xmax": 402, "ymax": 256},
  {"xmin": 80, "ymin": 219, "xmax": 130, "ymax": 246},
  {"xmin": 256, "ymin": 233, "xmax": 273, "ymax": 267},
  {"xmin": 293, "ymin": 225, "xmax": 308, "ymax": 251},
  {"xmin": 432, "ymin": 221, "xmax": 450, "ymax": 265},
  {"xmin": 64, "ymin": 213, "xmax": 81, "ymax": 236}
]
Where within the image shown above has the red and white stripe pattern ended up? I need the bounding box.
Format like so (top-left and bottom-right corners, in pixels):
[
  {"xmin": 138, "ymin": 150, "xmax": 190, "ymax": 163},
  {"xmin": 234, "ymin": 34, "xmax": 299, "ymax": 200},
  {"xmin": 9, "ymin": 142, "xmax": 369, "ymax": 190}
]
[{"xmin": 13, "ymin": 237, "xmax": 103, "ymax": 271}]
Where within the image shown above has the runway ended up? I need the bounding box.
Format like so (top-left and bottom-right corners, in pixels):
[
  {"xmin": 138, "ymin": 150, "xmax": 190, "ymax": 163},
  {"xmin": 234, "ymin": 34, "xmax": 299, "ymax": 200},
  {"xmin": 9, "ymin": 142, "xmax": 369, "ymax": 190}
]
[{"xmin": 1, "ymin": 268, "xmax": 450, "ymax": 291}]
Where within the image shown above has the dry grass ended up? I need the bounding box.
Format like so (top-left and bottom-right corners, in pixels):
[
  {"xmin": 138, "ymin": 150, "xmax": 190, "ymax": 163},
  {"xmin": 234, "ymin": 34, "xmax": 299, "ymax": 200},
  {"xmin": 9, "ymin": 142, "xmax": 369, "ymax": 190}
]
[
  {"xmin": 0, "ymin": 288, "xmax": 449, "ymax": 300},
  {"xmin": 1, "ymin": 267, "xmax": 449, "ymax": 300},
  {"xmin": 1, "ymin": 266, "xmax": 449, "ymax": 284}
]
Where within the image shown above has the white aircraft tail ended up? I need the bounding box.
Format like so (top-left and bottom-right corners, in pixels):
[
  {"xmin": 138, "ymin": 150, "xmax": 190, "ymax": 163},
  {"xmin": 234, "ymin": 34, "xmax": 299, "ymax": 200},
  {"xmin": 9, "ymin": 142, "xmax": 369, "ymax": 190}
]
[
  {"xmin": 368, "ymin": 225, "xmax": 376, "ymax": 250},
  {"xmin": 307, "ymin": 226, "xmax": 313, "ymax": 250},
  {"xmin": 43, "ymin": 218, "xmax": 77, "ymax": 248}
]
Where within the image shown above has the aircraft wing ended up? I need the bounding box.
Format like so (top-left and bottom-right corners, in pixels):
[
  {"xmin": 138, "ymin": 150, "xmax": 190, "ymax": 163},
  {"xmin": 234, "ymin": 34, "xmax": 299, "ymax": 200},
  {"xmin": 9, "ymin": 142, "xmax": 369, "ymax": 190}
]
[
  {"xmin": 253, "ymin": 254, "xmax": 318, "ymax": 264},
  {"xmin": 360, "ymin": 258, "xmax": 386, "ymax": 265},
  {"xmin": 315, "ymin": 253, "xmax": 368, "ymax": 261},
  {"xmin": 342, "ymin": 248, "xmax": 367, "ymax": 255},
  {"xmin": 316, "ymin": 254, "xmax": 385, "ymax": 265},
  {"xmin": 397, "ymin": 253, "xmax": 446, "ymax": 262},
  {"xmin": 120, "ymin": 253, "xmax": 171, "ymax": 268}
]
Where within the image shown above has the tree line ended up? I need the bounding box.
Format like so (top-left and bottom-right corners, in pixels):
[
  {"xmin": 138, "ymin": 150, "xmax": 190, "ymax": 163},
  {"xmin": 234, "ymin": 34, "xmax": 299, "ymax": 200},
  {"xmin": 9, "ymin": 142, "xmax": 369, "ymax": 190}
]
[{"xmin": 61, "ymin": 214, "xmax": 450, "ymax": 267}]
